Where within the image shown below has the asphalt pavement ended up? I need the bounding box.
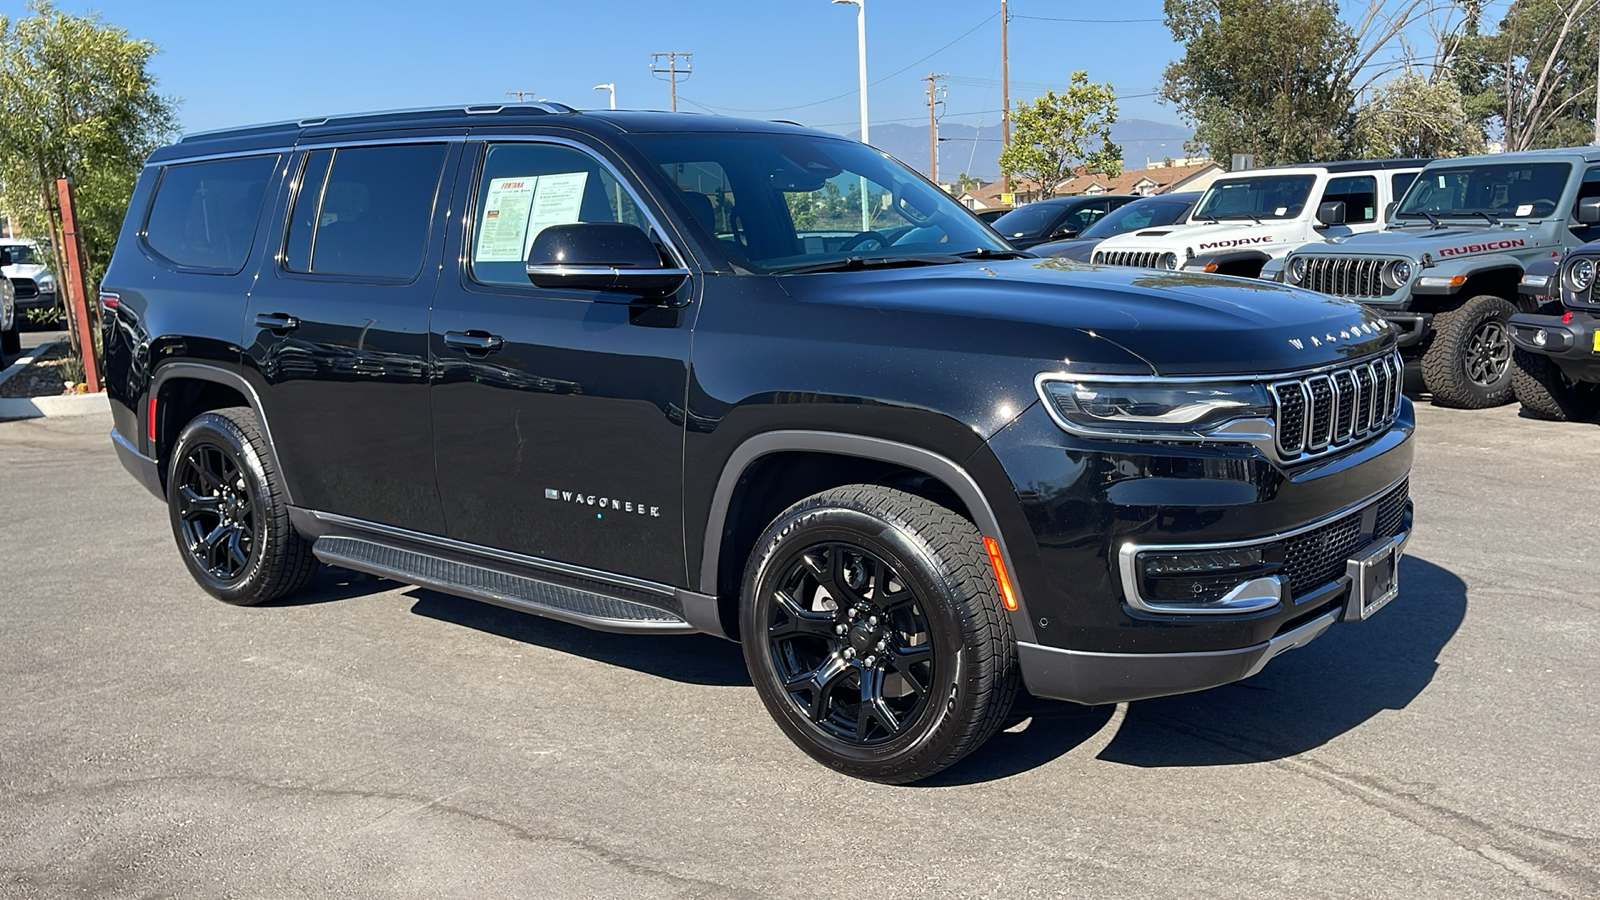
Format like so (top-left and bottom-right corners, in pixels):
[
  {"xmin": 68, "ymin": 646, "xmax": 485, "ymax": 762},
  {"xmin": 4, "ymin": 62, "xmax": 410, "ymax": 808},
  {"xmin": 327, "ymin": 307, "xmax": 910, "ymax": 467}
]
[
  {"xmin": 14, "ymin": 328, "xmax": 67, "ymax": 357},
  {"xmin": 1, "ymin": 402, "xmax": 1596, "ymax": 898}
]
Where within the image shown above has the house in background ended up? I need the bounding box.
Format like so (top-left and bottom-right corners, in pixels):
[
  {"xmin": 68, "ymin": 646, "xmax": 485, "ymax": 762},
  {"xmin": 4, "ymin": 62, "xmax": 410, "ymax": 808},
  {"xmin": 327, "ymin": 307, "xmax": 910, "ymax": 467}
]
[{"xmin": 955, "ymin": 158, "xmax": 1223, "ymax": 211}]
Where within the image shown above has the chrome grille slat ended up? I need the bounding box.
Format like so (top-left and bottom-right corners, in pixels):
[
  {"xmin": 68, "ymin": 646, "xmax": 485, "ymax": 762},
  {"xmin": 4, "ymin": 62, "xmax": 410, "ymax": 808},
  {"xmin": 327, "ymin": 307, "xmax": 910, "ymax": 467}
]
[
  {"xmin": 1271, "ymin": 350, "xmax": 1404, "ymax": 463},
  {"xmin": 1098, "ymin": 250, "xmax": 1163, "ymax": 269},
  {"xmin": 1295, "ymin": 256, "xmax": 1401, "ymax": 299}
]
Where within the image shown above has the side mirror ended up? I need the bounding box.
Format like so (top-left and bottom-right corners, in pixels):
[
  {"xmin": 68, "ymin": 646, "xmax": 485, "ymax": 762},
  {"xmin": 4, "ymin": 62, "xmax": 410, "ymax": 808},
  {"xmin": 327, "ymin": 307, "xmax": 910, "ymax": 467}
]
[
  {"xmin": 1383, "ymin": 201, "xmax": 1399, "ymax": 222},
  {"xmin": 0, "ymin": 249, "xmax": 12, "ymax": 267},
  {"xmin": 1050, "ymin": 226, "xmax": 1080, "ymax": 240},
  {"xmin": 1316, "ymin": 201, "xmax": 1347, "ymax": 226},
  {"xmin": 525, "ymin": 222, "xmax": 688, "ymax": 298},
  {"xmin": 1579, "ymin": 196, "xmax": 1600, "ymax": 225}
]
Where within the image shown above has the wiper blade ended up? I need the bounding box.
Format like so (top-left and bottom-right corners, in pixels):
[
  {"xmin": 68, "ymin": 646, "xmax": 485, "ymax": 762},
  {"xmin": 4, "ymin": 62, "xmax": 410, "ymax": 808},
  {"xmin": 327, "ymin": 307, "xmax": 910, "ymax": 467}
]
[
  {"xmin": 950, "ymin": 247, "xmax": 1034, "ymax": 260},
  {"xmin": 773, "ymin": 255, "xmax": 963, "ymax": 275},
  {"xmin": 1396, "ymin": 210, "xmax": 1442, "ymax": 228},
  {"xmin": 1471, "ymin": 211, "xmax": 1501, "ymax": 226}
]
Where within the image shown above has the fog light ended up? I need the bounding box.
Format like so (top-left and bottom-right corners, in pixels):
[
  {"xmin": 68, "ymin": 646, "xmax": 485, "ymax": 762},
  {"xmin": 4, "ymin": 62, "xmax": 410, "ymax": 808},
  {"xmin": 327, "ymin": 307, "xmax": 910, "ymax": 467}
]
[
  {"xmin": 1533, "ymin": 329, "xmax": 1548, "ymax": 347},
  {"xmin": 1141, "ymin": 548, "xmax": 1263, "ymax": 576}
]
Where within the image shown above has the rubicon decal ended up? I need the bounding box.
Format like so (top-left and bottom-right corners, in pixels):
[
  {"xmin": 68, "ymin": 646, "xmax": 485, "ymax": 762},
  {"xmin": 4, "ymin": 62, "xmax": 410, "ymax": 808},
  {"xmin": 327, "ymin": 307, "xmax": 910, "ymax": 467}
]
[
  {"xmin": 1438, "ymin": 238, "xmax": 1526, "ymax": 257},
  {"xmin": 1198, "ymin": 235, "xmax": 1274, "ymax": 250},
  {"xmin": 545, "ymin": 488, "xmax": 661, "ymax": 517}
]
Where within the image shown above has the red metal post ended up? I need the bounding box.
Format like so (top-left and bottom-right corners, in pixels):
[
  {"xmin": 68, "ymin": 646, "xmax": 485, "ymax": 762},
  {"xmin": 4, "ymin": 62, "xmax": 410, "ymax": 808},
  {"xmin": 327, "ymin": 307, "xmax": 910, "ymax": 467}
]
[{"xmin": 54, "ymin": 177, "xmax": 101, "ymax": 393}]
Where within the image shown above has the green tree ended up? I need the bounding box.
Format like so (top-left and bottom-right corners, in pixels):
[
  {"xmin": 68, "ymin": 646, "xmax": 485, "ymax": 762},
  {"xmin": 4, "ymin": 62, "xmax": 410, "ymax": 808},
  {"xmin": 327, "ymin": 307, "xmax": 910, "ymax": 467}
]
[
  {"xmin": 1354, "ymin": 69, "xmax": 1486, "ymax": 158},
  {"xmin": 1454, "ymin": 0, "xmax": 1599, "ymax": 151},
  {"xmin": 1161, "ymin": 0, "xmax": 1357, "ymax": 166},
  {"xmin": 0, "ymin": 1, "xmax": 177, "ymax": 311},
  {"xmin": 998, "ymin": 72, "xmax": 1122, "ymax": 200},
  {"xmin": 955, "ymin": 172, "xmax": 981, "ymax": 194}
]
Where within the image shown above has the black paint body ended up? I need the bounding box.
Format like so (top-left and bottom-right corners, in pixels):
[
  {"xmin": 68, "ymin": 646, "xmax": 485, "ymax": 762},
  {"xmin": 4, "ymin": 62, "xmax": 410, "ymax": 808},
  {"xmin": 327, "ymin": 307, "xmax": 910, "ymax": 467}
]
[{"xmin": 102, "ymin": 107, "xmax": 1414, "ymax": 701}]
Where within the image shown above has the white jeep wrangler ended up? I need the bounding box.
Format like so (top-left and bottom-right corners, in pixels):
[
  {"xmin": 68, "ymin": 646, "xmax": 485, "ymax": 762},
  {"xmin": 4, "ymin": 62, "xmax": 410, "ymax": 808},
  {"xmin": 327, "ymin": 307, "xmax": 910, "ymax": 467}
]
[{"xmin": 1090, "ymin": 159, "xmax": 1428, "ymax": 278}]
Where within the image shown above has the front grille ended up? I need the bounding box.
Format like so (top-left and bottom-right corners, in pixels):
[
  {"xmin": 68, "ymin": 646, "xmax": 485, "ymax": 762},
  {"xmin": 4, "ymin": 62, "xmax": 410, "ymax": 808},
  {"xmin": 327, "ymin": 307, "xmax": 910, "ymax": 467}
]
[
  {"xmin": 1094, "ymin": 249, "xmax": 1164, "ymax": 268},
  {"xmin": 1269, "ymin": 350, "xmax": 1403, "ymax": 461},
  {"xmin": 1300, "ymin": 256, "xmax": 1401, "ymax": 299},
  {"xmin": 1282, "ymin": 478, "xmax": 1409, "ymax": 598},
  {"xmin": 10, "ymin": 277, "xmax": 37, "ymax": 300}
]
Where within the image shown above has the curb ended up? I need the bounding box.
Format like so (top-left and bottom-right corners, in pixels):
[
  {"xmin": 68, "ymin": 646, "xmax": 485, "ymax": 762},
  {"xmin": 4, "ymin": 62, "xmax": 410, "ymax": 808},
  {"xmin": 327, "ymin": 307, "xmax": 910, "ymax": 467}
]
[
  {"xmin": 0, "ymin": 339, "xmax": 68, "ymax": 388},
  {"xmin": 0, "ymin": 391, "xmax": 109, "ymax": 421}
]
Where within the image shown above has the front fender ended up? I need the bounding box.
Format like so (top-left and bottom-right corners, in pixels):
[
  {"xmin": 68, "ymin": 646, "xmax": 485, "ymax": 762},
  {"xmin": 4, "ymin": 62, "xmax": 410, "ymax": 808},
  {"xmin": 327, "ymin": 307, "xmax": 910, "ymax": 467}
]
[
  {"xmin": 1415, "ymin": 254, "xmax": 1522, "ymax": 294},
  {"xmin": 1183, "ymin": 249, "xmax": 1272, "ymax": 277}
]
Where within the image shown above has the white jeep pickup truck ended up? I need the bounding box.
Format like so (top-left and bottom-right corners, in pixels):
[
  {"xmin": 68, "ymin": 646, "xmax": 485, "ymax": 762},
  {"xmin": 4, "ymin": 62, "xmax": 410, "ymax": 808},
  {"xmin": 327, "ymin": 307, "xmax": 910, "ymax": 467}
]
[{"xmin": 1090, "ymin": 159, "xmax": 1428, "ymax": 279}]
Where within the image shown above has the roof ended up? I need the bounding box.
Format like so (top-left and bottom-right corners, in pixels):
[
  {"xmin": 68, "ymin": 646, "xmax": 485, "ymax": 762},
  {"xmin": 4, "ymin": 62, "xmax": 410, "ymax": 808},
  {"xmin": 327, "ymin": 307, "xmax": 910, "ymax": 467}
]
[
  {"xmin": 1238, "ymin": 158, "xmax": 1432, "ymax": 174},
  {"xmin": 158, "ymin": 104, "xmax": 838, "ymax": 163},
  {"xmin": 1418, "ymin": 146, "xmax": 1600, "ymax": 166},
  {"xmin": 1055, "ymin": 160, "xmax": 1222, "ymax": 196}
]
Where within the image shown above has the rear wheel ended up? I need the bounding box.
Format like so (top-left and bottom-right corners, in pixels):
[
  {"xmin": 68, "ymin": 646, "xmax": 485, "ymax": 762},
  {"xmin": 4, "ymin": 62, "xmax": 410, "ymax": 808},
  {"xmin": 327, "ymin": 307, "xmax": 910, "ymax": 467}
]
[
  {"xmin": 1, "ymin": 324, "xmax": 19, "ymax": 358},
  {"xmin": 740, "ymin": 485, "xmax": 1018, "ymax": 783},
  {"xmin": 1421, "ymin": 295, "xmax": 1516, "ymax": 408},
  {"xmin": 1512, "ymin": 349, "xmax": 1600, "ymax": 421},
  {"xmin": 167, "ymin": 406, "xmax": 317, "ymax": 605}
]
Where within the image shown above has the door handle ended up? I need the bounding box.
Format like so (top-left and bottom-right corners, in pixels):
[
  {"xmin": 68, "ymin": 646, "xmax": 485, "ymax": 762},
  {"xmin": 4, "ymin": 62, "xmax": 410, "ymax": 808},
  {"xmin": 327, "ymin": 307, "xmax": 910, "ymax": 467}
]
[
  {"xmin": 444, "ymin": 330, "xmax": 505, "ymax": 355},
  {"xmin": 254, "ymin": 312, "xmax": 300, "ymax": 333}
]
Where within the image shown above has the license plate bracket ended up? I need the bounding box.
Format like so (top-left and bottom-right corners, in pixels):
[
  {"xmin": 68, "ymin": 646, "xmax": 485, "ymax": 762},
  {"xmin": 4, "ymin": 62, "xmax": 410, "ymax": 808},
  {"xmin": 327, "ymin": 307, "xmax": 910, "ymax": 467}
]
[{"xmin": 1344, "ymin": 537, "xmax": 1401, "ymax": 621}]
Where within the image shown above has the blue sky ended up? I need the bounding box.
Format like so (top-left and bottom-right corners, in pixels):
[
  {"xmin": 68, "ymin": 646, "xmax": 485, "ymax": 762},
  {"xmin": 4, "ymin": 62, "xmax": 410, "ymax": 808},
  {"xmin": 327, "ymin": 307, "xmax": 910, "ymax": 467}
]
[{"xmin": 2, "ymin": 0, "xmax": 1190, "ymax": 136}]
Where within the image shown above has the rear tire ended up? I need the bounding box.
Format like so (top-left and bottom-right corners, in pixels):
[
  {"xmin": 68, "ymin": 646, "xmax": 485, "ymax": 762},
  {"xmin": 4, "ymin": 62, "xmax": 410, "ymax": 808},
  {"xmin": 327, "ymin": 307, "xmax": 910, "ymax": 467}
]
[
  {"xmin": 167, "ymin": 406, "xmax": 317, "ymax": 605},
  {"xmin": 740, "ymin": 485, "xmax": 1018, "ymax": 784},
  {"xmin": 1421, "ymin": 295, "xmax": 1516, "ymax": 408},
  {"xmin": 1, "ymin": 324, "xmax": 19, "ymax": 358},
  {"xmin": 1512, "ymin": 349, "xmax": 1600, "ymax": 421}
]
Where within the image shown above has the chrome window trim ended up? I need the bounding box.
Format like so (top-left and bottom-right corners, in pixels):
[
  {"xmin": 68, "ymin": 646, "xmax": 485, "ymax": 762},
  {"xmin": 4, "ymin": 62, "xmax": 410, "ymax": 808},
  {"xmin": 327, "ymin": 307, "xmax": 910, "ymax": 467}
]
[
  {"xmin": 1117, "ymin": 472, "xmax": 1410, "ymax": 615},
  {"xmin": 460, "ymin": 134, "xmax": 690, "ymax": 273}
]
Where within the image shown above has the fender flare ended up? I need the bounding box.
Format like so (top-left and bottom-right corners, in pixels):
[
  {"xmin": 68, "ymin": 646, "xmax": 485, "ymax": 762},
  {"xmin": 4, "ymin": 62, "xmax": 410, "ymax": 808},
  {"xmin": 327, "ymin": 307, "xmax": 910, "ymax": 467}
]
[
  {"xmin": 1414, "ymin": 254, "xmax": 1526, "ymax": 297},
  {"xmin": 698, "ymin": 430, "xmax": 1037, "ymax": 644},
  {"xmin": 1184, "ymin": 249, "xmax": 1272, "ymax": 275},
  {"xmin": 148, "ymin": 361, "xmax": 294, "ymax": 504}
]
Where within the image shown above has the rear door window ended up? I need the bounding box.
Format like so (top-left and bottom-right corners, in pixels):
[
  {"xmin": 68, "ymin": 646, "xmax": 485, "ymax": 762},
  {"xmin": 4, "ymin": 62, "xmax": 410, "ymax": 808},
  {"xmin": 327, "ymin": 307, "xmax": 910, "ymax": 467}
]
[
  {"xmin": 1321, "ymin": 175, "xmax": 1378, "ymax": 224},
  {"xmin": 143, "ymin": 155, "xmax": 278, "ymax": 272},
  {"xmin": 283, "ymin": 143, "xmax": 449, "ymax": 280}
]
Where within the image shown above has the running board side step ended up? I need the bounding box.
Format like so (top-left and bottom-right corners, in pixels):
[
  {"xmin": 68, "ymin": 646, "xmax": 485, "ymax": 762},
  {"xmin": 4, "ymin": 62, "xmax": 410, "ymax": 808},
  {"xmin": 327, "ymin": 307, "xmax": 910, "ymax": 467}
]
[{"xmin": 312, "ymin": 535, "xmax": 699, "ymax": 635}]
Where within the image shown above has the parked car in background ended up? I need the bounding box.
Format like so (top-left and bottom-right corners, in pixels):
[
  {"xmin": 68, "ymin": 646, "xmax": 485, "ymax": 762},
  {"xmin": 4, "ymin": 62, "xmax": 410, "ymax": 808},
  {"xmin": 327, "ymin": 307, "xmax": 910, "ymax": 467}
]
[
  {"xmin": 1093, "ymin": 159, "xmax": 1428, "ymax": 278},
  {"xmin": 974, "ymin": 208, "xmax": 1009, "ymax": 224},
  {"xmin": 1282, "ymin": 148, "xmax": 1600, "ymax": 408},
  {"xmin": 1029, "ymin": 192, "xmax": 1201, "ymax": 262},
  {"xmin": 0, "ymin": 255, "xmax": 17, "ymax": 362},
  {"xmin": 990, "ymin": 195, "xmax": 1138, "ymax": 249},
  {"xmin": 1507, "ymin": 228, "xmax": 1600, "ymax": 420},
  {"xmin": 0, "ymin": 239, "xmax": 57, "ymax": 320}
]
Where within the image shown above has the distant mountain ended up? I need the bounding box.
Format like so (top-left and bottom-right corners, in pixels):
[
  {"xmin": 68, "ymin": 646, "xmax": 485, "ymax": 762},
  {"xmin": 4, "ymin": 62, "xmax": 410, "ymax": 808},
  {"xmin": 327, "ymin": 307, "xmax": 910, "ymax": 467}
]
[{"xmin": 844, "ymin": 119, "xmax": 1194, "ymax": 181}]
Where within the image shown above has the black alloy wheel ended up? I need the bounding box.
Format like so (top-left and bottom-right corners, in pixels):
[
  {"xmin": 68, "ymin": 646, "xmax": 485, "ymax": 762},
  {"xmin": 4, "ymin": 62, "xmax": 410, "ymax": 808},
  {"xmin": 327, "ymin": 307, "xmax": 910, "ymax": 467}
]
[
  {"xmin": 766, "ymin": 542, "xmax": 936, "ymax": 745},
  {"xmin": 175, "ymin": 442, "xmax": 258, "ymax": 582},
  {"xmin": 741, "ymin": 485, "xmax": 1018, "ymax": 784},
  {"xmin": 166, "ymin": 406, "xmax": 318, "ymax": 605},
  {"xmin": 1464, "ymin": 319, "xmax": 1511, "ymax": 387}
]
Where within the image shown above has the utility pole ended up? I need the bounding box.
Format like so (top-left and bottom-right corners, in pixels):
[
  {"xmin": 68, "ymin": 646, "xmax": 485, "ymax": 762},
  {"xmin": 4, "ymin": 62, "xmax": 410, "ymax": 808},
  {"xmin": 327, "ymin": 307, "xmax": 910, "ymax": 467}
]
[
  {"xmin": 925, "ymin": 72, "xmax": 945, "ymax": 182},
  {"xmin": 832, "ymin": 0, "xmax": 870, "ymax": 232},
  {"xmin": 650, "ymin": 52, "xmax": 693, "ymax": 112},
  {"xmin": 506, "ymin": 91, "xmax": 538, "ymax": 103},
  {"xmin": 1593, "ymin": 40, "xmax": 1599, "ymax": 145},
  {"xmin": 1000, "ymin": 0, "xmax": 1011, "ymax": 196}
]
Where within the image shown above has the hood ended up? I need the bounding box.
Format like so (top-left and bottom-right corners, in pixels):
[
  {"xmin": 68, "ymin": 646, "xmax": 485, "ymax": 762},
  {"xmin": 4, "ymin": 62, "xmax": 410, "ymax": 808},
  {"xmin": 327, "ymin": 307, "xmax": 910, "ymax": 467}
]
[
  {"xmin": 775, "ymin": 258, "xmax": 1393, "ymax": 377},
  {"xmin": 2, "ymin": 263, "xmax": 51, "ymax": 282},
  {"xmin": 1030, "ymin": 237, "xmax": 1099, "ymax": 262},
  {"xmin": 1312, "ymin": 223, "xmax": 1552, "ymax": 259},
  {"xmin": 1094, "ymin": 219, "xmax": 1297, "ymax": 255}
]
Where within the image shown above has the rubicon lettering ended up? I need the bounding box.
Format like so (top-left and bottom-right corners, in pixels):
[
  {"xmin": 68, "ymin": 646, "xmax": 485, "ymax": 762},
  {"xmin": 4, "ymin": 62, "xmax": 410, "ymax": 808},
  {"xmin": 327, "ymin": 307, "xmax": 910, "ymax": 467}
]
[
  {"xmin": 1198, "ymin": 235, "xmax": 1273, "ymax": 250},
  {"xmin": 544, "ymin": 487, "xmax": 660, "ymax": 517},
  {"xmin": 1438, "ymin": 238, "xmax": 1526, "ymax": 257}
]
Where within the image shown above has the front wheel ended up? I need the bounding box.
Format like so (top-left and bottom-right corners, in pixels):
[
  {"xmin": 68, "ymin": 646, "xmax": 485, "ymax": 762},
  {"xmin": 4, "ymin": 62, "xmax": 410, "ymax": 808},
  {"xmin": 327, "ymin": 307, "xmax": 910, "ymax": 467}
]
[
  {"xmin": 167, "ymin": 406, "xmax": 317, "ymax": 605},
  {"xmin": 740, "ymin": 485, "xmax": 1018, "ymax": 783},
  {"xmin": 1512, "ymin": 349, "xmax": 1600, "ymax": 421},
  {"xmin": 1421, "ymin": 295, "xmax": 1516, "ymax": 408}
]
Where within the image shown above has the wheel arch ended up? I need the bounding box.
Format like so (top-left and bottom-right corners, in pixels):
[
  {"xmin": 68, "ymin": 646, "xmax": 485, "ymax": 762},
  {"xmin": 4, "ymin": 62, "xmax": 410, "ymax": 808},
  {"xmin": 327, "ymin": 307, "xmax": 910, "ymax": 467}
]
[
  {"xmin": 698, "ymin": 430, "xmax": 1036, "ymax": 644},
  {"xmin": 1187, "ymin": 249, "xmax": 1271, "ymax": 279},
  {"xmin": 149, "ymin": 362, "xmax": 292, "ymax": 502},
  {"xmin": 1415, "ymin": 258, "xmax": 1526, "ymax": 313}
]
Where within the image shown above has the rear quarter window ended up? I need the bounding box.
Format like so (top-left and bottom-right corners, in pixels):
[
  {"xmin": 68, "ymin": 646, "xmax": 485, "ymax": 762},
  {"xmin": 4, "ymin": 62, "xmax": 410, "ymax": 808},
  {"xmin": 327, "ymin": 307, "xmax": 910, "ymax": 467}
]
[{"xmin": 143, "ymin": 155, "xmax": 278, "ymax": 272}]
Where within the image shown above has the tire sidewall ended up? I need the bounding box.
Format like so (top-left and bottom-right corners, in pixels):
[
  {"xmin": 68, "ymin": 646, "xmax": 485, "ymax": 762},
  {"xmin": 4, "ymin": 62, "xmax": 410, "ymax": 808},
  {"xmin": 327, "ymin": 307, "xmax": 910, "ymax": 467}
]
[
  {"xmin": 741, "ymin": 502, "xmax": 975, "ymax": 778},
  {"xmin": 167, "ymin": 412, "xmax": 276, "ymax": 604},
  {"xmin": 1426, "ymin": 295, "xmax": 1516, "ymax": 407}
]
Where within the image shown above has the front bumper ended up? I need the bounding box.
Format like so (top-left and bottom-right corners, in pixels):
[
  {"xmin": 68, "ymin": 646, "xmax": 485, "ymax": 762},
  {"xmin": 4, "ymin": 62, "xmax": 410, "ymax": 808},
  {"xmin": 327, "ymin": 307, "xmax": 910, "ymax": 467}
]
[
  {"xmin": 1508, "ymin": 310, "xmax": 1600, "ymax": 382},
  {"xmin": 1378, "ymin": 311, "xmax": 1432, "ymax": 348},
  {"xmin": 15, "ymin": 290, "xmax": 56, "ymax": 312}
]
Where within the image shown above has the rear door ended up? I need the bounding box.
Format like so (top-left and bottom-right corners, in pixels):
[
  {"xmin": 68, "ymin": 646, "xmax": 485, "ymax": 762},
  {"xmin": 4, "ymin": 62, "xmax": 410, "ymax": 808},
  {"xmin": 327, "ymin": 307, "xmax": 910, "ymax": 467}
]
[
  {"xmin": 427, "ymin": 136, "xmax": 694, "ymax": 586},
  {"xmin": 241, "ymin": 136, "xmax": 462, "ymax": 534},
  {"xmin": 1317, "ymin": 174, "xmax": 1381, "ymax": 238}
]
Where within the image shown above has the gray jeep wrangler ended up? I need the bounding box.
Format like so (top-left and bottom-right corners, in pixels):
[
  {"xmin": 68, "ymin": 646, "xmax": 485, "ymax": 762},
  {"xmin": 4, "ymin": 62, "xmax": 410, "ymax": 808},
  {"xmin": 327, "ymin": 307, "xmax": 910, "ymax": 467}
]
[{"xmin": 1271, "ymin": 148, "xmax": 1600, "ymax": 408}]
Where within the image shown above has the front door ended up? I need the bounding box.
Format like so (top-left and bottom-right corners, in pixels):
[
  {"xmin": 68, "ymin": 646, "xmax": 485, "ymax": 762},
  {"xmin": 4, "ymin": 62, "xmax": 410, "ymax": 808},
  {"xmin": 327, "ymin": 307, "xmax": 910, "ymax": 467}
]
[
  {"xmin": 428, "ymin": 138, "xmax": 694, "ymax": 586},
  {"xmin": 242, "ymin": 138, "xmax": 461, "ymax": 534}
]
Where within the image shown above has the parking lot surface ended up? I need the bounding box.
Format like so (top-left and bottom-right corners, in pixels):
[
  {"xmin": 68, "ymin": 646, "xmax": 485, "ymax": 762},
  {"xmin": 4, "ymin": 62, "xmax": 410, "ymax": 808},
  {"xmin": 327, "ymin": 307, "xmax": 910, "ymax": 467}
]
[{"xmin": 1, "ymin": 403, "xmax": 1596, "ymax": 899}]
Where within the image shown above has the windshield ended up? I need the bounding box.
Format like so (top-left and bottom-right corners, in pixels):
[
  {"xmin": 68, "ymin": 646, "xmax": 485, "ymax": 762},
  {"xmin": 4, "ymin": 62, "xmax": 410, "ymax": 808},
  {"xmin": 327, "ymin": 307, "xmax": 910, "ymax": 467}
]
[
  {"xmin": 1079, "ymin": 195, "xmax": 1197, "ymax": 239},
  {"xmin": 2, "ymin": 244, "xmax": 39, "ymax": 266},
  {"xmin": 1396, "ymin": 162, "xmax": 1572, "ymax": 220},
  {"xmin": 629, "ymin": 132, "xmax": 1009, "ymax": 272},
  {"xmin": 990, "ymin": 203, "xmax": 1063, "ymax": 238},
  {"xmin": 1193, "ymin": 175, "xmax": 1315, "ymax": 220}
]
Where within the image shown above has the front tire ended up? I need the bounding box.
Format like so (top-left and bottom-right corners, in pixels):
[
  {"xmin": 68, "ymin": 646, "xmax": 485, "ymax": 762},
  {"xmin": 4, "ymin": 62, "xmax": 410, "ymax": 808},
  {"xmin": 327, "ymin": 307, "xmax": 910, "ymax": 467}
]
[
  {"xmin": 1512, "ymin": 349, "xmax": 1600, "ymax": 421},
  {"xmin": 167, "ymin": 406, "xmax": 317, "ymax": 605},
  {"xmin": 740, "ymin": 485, "xmax": 1018, "ymax": 784},
  {"xmin": 1421, "ymin": 295, "xmax": 1516, "ymax": 408}
]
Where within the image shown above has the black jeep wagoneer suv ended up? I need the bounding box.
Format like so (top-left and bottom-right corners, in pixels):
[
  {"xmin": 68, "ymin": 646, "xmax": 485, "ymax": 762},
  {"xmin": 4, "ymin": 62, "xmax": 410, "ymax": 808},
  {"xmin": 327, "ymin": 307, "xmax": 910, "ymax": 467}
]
[{"xmin": 104, "ymin": 104, "xmax": 1414, "ymax": 782}]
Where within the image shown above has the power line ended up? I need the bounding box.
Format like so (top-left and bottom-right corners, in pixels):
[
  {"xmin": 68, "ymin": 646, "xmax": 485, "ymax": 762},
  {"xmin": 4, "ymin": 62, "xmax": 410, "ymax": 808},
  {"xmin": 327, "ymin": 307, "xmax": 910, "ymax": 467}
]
[{"xmin": 1010, "ymin": 14, "xmax": 1163, "ymax": 23}]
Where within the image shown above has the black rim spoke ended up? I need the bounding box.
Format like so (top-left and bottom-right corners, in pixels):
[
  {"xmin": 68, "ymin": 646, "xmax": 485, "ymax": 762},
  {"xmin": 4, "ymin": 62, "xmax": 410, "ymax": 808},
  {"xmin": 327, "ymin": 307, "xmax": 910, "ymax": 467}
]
[
  {"xmin": 766, "ymin": 540, "xmax": 936, "ymax": 746},
  {"xmin": 175, "ymin": 440, "xmax": 259, "ymax": 582}
]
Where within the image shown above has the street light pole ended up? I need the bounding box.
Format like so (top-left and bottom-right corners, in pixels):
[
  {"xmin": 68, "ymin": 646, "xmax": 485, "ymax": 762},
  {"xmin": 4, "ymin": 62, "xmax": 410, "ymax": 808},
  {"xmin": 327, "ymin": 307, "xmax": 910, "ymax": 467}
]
[
  {"xmin": 593, "ymin": 83, "xmax": 616, "ymax": 110},
  {"xmin": 833, "ymin": 0, "xmax": 870, "ymax": 232}
]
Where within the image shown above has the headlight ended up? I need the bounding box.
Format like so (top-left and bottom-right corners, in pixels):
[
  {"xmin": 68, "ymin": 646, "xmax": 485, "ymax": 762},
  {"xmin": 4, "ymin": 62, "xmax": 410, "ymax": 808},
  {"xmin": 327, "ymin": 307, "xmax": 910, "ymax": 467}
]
[
  {"xmin": 1091, "ymin": 251, "xmax": 1104, "ymax": 265},
  {"xmin": 36, "ymin": 272, "xmax": 54, "ymax": 291},
  {"xmin": 1039, "ymin": 379, "xmax": 1273, "ymax": 437},
  {"xmin": 1383, "ymin": 259, "xmax": 1412, "ymax": 289},
  {"xmin": 1286, "ymin": 257, "xmax": 1307, "ymax": 284},
  {"xmin": 1568, "ymin": 258, "xmax": 1596, "ymax": 293},
  {"xmin": 1159, "ymin": 252, "xmax": 1178, "ymax": 270}
]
